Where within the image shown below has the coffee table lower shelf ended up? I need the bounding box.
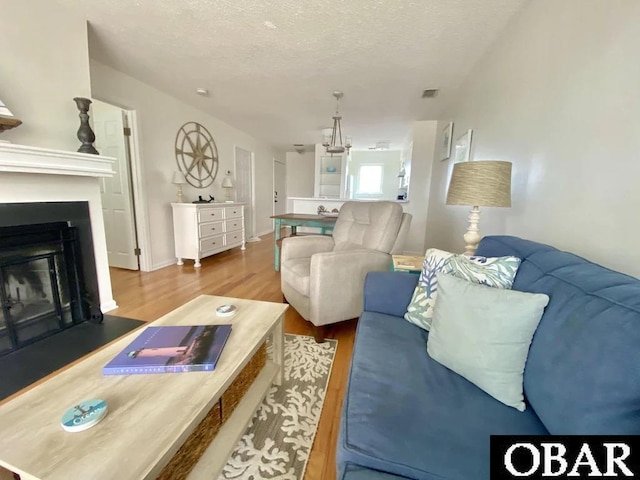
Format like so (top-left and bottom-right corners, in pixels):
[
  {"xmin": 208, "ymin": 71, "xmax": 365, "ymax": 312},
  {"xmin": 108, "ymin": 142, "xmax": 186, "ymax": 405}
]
[{"xmin": 186, "ymin": 362, "xmax": 280, "ymax": 479}]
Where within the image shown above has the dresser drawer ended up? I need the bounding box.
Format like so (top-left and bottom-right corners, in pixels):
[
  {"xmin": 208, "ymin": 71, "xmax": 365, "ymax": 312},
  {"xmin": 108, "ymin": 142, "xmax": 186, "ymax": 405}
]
[
  {"xmin": 199, "ymin": 221, "xmax": 223, "ymax": 238},
  {"xmin": 224, "ymin": 206, "xmax": 242, "ymax": 219},
  {"xmin": 199, "ymin": 234, "xmax": 225, "ymax": 253},
  {"xmin": 198, "ymin": 207, "xmax": 224, "ymax": 222},
  {"xmin": 225, "ymin": 231, "xmax": 243, "ymax": 246},
  {"xmin": 224, "ymin": 218, "xmax": 243, "ymax": 233}
]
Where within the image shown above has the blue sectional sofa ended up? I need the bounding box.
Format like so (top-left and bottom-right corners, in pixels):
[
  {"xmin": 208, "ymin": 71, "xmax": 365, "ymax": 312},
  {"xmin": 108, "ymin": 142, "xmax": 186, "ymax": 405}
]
[{"xmin": 337, "ymin": 235, "xmax": 640, "ymax": 479}]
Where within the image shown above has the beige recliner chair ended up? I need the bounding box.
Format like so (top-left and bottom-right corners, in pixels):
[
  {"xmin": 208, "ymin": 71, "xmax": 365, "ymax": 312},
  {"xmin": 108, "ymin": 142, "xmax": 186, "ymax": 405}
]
[{"xmin": 280, "ymin": 201, "xmax": 411, "ymax": 342}]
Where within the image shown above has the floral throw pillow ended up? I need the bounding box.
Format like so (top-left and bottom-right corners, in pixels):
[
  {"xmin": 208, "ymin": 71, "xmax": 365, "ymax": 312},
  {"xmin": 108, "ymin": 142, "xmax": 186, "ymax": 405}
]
[
  {"xmin": 443, "ymin": 254, "xmax": 521, "ymax": 289},
  {"xmin": 404, "ymin": 249, "xmax": 455, "ymax": 331},
  {"xmin": 404, "ymin": 250, "xmax": 522, "ymax": 331}
]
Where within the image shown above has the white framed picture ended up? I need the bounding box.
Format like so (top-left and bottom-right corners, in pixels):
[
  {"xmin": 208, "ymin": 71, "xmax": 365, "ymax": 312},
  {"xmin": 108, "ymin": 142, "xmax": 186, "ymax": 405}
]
[
  {"xmin": 454, "ymin": 129, "xmax": 473, "ymax": 163},
  {"xmin": 440, "ymin": 122, "xmax": 453, "ymax": 160}
]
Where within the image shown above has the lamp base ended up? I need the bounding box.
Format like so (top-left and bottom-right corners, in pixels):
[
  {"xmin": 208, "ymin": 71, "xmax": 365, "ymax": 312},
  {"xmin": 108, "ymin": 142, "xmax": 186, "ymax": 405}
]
[
  {"xmin": 176, "ymin": 186, "xmax": 184, "ymax": 204},
  {"xmin": 463, "ymin": 206, "xmax": 482, "ymax": 256}
]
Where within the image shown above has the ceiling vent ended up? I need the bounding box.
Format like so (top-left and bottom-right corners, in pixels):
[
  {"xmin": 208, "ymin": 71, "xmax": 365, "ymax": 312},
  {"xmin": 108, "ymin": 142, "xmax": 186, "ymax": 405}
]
[
  {"xmin": 293, "ymin": 144, "xmax": 306, "ymax": 154},
  {"xmin": 421, "ymin": 89, "xmax": 439, "ymax": 98}
]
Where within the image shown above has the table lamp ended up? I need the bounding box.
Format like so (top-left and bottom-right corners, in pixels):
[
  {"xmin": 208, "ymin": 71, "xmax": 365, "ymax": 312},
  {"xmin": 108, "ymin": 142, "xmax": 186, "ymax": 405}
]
[
  {"xmin": 446, "ymin": 160, "xmax": 512, "ymax": 255},
  {"xmin": 222, "ymin": 171, "xmax": 234, "ymax": 202},
  {"xmin": 172, "ymin": 171, "xmax": 187, "ymax": 203}
]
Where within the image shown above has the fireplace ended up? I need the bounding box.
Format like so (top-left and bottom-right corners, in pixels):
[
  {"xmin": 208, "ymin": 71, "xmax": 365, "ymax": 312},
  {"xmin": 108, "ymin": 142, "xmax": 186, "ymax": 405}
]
[{"xmin": 0, "ymin": 202, "xmax": 102, "ymax": 357}]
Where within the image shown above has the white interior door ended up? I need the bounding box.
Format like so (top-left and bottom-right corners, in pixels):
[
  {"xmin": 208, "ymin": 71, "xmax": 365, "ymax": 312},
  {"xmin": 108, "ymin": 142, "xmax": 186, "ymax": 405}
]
[
  {"xmin": 93, "ymin": 100, "xmax": 139, "ymax": 270},
  {"xmin": 235, "ymin": 146, "xmax": 256, "ymax": 240},
  {"xmin": 273, "ymin": 159, "xmax": 286, "ymax": 216}
]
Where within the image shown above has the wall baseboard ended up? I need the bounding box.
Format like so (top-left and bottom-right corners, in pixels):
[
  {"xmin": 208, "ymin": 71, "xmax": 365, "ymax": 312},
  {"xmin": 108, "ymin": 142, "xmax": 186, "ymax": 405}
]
[
  {"xmin": 151, "ymin": 259, "xmax": 179, "ymax": 271},
  {"xmin": 101, "ymin": 300, "xmax": 118, "ymax": 313},
  {"xmin": 256, "ymin": 229, "xmax": 273, "ymax": 237}
]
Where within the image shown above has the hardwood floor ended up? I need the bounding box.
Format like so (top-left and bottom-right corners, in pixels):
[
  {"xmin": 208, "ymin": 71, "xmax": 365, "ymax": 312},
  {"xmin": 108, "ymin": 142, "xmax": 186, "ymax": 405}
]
[{"xmin": 108, "ymin": 233, "xmax": 356, "ymax": 480}]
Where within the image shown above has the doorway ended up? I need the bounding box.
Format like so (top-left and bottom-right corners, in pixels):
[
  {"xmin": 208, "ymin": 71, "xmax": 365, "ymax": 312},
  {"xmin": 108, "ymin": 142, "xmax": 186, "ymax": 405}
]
[
  {"xmin": 234, "ymin": 146, "xmax": 258, "ymax": 241},
  {"xmin": 92, "ymin": 100, "xmax": 140, "ymax": 270},
  {"xmin": 273, "ymin": 158, "xmax": 286, "ymax": 216}
]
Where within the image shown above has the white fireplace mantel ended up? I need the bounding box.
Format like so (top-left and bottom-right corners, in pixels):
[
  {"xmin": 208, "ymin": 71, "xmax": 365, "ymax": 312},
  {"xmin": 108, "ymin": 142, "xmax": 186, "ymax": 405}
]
[
  {"xmin": 0, "ymin": 142, "xmax": 115, "ymax": 177},
  {"xmin": 0, "ymin": 142, "xmax": 117, "ymax": 312}
]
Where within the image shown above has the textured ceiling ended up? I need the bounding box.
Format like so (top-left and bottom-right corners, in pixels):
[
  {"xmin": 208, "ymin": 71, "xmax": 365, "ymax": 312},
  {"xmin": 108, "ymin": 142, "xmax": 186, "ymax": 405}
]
[{"xmin": 56, "ymin": 0, "xmax": 527, "ymax": 150}]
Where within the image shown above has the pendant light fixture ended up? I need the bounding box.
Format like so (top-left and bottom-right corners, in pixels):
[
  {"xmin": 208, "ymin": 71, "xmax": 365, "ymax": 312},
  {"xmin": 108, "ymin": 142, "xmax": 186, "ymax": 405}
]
[{"xmin": 322, "ymin": 91, "xmax": 352, "ymax": 154}]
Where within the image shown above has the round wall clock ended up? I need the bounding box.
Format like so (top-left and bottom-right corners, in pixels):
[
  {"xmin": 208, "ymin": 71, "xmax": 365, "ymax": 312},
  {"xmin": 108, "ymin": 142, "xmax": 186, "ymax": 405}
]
[{"xmin": 175, "ymin": 121, "xmax": 219, "ymax": 188}]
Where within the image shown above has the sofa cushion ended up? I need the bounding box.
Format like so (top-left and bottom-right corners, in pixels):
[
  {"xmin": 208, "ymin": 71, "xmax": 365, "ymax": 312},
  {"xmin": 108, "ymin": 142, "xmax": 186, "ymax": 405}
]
[
  {"xmin": 337, "ymin": 311, "xmax": 548, "ymax": 480},
  {"xmin": 428, "ymin": 273, "xmax": 549, "ymax": 411},
  {"xmin": 476, "ymin": 236, "xmax": 640, "ymax": 434},
  {"xmin": 280, "ymin": 257, "xmax": 310, "ymax": 296}
]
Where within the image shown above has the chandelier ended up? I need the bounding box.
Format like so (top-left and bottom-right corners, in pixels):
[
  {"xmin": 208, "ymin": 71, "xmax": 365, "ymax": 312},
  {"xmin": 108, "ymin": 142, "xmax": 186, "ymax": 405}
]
[{"xmin": 322, "ymin": 91, "xmax": 352, "ymax": 154}]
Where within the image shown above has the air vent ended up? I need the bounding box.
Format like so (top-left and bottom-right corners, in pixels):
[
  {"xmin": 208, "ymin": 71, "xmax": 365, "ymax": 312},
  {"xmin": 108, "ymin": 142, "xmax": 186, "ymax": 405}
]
[{"xmin": 422, "ymin": 89, "xmax": 439, "ymax": 98}]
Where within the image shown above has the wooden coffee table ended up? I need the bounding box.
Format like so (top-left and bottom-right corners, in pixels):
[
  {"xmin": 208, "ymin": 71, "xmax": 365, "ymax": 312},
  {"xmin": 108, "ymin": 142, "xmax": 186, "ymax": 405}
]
[{"xmin": 0, "ymin": 295, "xmax": 287, "ymax": 480}]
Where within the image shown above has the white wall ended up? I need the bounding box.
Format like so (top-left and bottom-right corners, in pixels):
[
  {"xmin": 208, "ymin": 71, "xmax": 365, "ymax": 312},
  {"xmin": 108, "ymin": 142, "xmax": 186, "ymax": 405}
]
[
  {"xmin": 425, "ymin": 0, "xmax": 640, "ymax": 278},
  {"xmin": 90, "ymin": 60, "xmax": 282, "ymax": 270},
  {"xmin": 285, "ymin": 150, "xmax": 315, "ymax": 199},
  {"xmin": 0, "ymin": 2, "xmax": 91, "ymax": 151},
  {"xmin": 404, "ymin": 121, "xmax": 437, "ymax": 255}
]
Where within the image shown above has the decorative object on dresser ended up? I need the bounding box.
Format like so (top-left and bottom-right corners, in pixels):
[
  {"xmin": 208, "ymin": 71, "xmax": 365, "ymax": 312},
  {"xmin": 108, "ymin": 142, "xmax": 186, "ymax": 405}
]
[
  {"xmin": 0, "ymin": 99, "xmax": 22, "ymax": 133},
  {"xmin": 172, "ymin": 202, "xmax": 245, "ymax": 267},
  {"xmin": 222, "ymin": 170, "xmax": 234, "ymax": 202},
  {"xmin": 171, "ymin": 171, "xmax": 187, "ymax": 203},
  {"xmin": 193, "ymin": 194, "xmax": 215, "ymax": 204},
  {"xmin": 72, "ymin": 97, "xmax": 99, "ymax": 155},
  {"xmin": 175, "ymin": 121, "xmax": 219, "ymax": 188},
  {"xmin": 453, "ymin": 128, "xmax": 472, "ymax": 163},
  {"xmin": 446, "ymin": 160, "xmax": 512, "ymax": 255}
]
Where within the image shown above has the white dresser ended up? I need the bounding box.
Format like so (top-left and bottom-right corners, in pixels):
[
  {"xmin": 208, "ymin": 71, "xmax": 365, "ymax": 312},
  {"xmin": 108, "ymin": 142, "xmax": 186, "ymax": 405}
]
[{"xmin": 171, "ymin": 202, "xmax": 245, "ymax": 267}]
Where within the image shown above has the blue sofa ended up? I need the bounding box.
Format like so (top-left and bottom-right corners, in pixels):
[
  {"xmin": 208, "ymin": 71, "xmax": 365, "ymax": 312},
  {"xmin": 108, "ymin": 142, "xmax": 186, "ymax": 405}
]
[{"xmin": 337, "ymin": 235, "xmax": 640, "ymax": 479}]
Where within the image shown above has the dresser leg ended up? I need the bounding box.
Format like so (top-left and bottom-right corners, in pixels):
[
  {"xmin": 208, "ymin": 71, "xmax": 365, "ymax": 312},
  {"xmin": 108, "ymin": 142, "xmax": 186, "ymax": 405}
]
[
  {"xmin": 241, "ymin": 239, "xmax": 246, "ymax": 250},
  {"xmin": 194, "ymin": 258, "xmax": 201, "ymax": 268},
  {"xmin": 176, "ymin": 258, "xmax": 184, "ymax": 266}
]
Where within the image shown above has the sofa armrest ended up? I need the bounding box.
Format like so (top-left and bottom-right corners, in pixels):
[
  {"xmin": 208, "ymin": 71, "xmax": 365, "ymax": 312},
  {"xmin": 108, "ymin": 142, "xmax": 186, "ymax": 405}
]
[
  {"xmin": 281, "ymin": 235, "xmax": 335, "ymax": 262},
  {"xmin": 363, "ymin": 271, "xmax": 419, "ymax": 317}
]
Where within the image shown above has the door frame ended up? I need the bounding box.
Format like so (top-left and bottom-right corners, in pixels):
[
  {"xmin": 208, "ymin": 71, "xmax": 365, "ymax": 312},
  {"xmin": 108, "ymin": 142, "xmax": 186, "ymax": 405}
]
[
  {"xmin": 92, "ymin": 97, "xmax": 151, "ymax": 272},
  {"xmin": 125, "ymin": 110, "xmax": 152, "ymax": 272},
  {"xmin": 273, "ymin": 157, "xmax": 286, "ymax": 217},
  {"xmin": 233, "ymin": 145, "xmax": 258, "ymax": 241}
]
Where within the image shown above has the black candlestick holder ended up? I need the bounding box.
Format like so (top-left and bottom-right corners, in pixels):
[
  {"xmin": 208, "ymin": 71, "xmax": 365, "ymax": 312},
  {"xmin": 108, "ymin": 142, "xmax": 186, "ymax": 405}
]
[{"xmin": 73, "ymin": 97, "xmax": 99, "ymax": 155}]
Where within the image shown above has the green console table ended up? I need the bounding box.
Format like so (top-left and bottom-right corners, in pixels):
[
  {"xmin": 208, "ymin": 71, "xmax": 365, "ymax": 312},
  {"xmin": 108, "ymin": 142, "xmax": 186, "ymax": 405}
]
[{"xmin": 271, "ymin": 213, "xmax": 337, "ymax": 271}]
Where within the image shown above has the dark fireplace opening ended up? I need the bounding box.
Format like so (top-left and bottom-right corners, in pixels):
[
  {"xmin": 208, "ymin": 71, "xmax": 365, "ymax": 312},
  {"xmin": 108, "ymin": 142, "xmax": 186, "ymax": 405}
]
[
  {"xmin": 0, "ymin": 202, "xmax": 103, "ymax": 358},
  {"xmin": 0, "ymin": 222, "xmax": 86, "ymax": 356}
]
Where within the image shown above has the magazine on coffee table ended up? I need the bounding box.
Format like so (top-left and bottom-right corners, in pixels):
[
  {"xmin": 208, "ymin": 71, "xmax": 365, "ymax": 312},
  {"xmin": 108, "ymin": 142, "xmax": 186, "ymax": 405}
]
[{"xmin": 103, "ymin": 324, "xmax": 232, "ymax": 375}]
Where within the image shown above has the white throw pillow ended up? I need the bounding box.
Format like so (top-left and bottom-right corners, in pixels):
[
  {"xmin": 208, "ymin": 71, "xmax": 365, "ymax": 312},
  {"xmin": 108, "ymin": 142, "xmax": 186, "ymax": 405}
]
[{"xmin": 427, "ymin": 273, "xmax": 549, "ymax": 411}]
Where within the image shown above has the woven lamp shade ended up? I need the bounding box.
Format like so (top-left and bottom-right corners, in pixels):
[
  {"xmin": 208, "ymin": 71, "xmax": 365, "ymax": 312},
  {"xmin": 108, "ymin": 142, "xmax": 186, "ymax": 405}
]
[{"xmin": 446, "ymin": 161, "xmax": 512, "ymax": 207}]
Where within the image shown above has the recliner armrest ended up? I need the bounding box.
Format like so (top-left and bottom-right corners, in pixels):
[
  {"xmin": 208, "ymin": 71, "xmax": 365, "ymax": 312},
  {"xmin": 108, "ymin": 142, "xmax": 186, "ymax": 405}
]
[
  {"xmin": 281, "ymin": 235, "xmax": 335, "ymax": 262},
  {"xmin": 308, "ymin": 249, "xmax": 391, "ymax": 324},
  {"xmin": 363, "ymin": 271, "xmax": 419, "ymax": 317}
]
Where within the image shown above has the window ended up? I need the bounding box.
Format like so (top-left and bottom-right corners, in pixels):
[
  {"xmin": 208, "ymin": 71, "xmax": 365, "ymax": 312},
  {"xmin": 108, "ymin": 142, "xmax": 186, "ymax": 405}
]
[{"xmin": 356, "ymin": 165, "xmax": 383, "ymax": 194}]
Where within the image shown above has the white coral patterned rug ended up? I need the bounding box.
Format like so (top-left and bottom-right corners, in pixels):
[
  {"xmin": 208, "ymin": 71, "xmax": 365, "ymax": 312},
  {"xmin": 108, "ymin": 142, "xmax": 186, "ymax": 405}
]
[{"xmin": 218, "ymin": 334, "xmax": 337, "ymax": 480}]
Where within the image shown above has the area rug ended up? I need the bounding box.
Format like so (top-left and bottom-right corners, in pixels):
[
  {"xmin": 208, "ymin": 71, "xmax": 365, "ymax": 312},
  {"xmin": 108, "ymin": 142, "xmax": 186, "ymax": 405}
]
[{"xmin": 218, "ymin": 334, "xmax": 337, "ymax": 480}]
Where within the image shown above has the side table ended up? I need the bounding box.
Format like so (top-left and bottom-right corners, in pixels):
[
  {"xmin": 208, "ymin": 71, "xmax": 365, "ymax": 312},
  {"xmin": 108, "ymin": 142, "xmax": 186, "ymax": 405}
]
[{"xmin": 391, "ymin": 255, "xmax": 424, "ymax": 274}]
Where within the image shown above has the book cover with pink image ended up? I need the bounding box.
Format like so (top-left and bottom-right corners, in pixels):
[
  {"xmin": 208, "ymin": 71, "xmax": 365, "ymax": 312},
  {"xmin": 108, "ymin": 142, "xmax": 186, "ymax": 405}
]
[{"xmin": 103, "ymin": 325, "xmax": 231, "ymax": 375}]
